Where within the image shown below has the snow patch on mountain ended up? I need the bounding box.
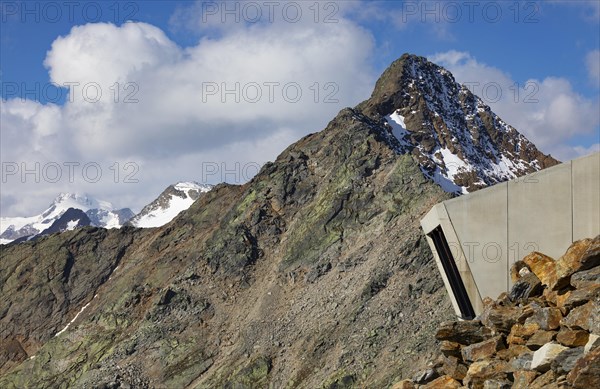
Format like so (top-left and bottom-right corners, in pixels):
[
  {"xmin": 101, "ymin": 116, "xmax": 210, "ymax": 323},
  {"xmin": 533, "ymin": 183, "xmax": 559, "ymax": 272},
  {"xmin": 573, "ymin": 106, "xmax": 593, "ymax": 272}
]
[{"xmin": 129, "ymin": 182, "xmax": 213, "ymax": 228}]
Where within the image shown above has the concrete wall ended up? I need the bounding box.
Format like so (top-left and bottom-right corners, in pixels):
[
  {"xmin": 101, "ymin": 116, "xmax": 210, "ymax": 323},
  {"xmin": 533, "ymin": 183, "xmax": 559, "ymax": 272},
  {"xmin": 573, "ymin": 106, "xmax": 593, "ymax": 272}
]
[
  {"xmin": 421, "ymin": 152, "xmax": 600, "ymax": 318},
  {"xmin": 573, "ymin": 153, "xmax": 600, "ymax": 241}
]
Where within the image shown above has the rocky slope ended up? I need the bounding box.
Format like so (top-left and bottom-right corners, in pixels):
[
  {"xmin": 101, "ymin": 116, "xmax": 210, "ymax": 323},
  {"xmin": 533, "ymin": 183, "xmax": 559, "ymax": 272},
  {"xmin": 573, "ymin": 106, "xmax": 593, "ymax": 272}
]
[
  {"xmin": 0, "ymin": 54, "xmax": 559, "ymax": 388},
  {"xmin": 393, "ymin": 235, "xmax": 600, "ymax": 389},
  {"xmin": 0, "ymin": 193, "xmax": 134, "ymax": 243},
  {"xmin": 127, "ymin": 182, "xmax": 213, "ymax": 228}
]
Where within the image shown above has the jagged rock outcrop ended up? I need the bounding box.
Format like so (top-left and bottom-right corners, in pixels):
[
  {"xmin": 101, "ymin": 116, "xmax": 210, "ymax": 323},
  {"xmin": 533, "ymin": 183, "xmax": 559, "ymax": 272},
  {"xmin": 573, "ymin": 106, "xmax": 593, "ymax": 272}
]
[
  {"xmin": 396, "ymin": 235, "xmax": 600, "ymax": 388},
  {"xmin": 357, "ymin": 54, "xmax": 559, "ymax": 193}
]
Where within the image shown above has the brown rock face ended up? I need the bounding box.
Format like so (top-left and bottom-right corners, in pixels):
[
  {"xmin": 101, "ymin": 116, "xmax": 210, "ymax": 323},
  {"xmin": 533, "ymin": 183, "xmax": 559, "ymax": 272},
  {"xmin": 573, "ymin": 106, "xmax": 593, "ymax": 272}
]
[
  {"xmin": 570, "ymin": 266, "xmax": 600, "ymax": 289},
  {"xmin": 554, "ymin": 237, "xmax": 600, "ymax": 290},
  {"xmin": 523, "ymin": 252, "xmax": 558, "ymax": 289},
  {"xmin": 508, "ymin": 323, "xmax": 540, "ymax": 345},
  {"xmin": 567, "ymin": 347, "xmax": 600, "ymax": 388},
  {"xmin": 556, "ymin": 329, "xmax": 590, "ymax": 347},
  {"xmin": 526, "ymin": 307, "xmax": 563, "ymax": 331},
  {"xmin": 463, "ymin": 360, "xmax": 509, "ymax": 389},
  {"xmin": 561, "ymin": 301, "xmax": 600, "ymax": 332},
  {"xmin": 441, "ymin": 356, "xmax": 468, "ymax": 381},
  {"xmin": 526, "ymin": 331, "xmax": 557, "ymax": 349},
  {"xmin": 435, "ymin": 321, "xmax": 494, "ymax": 345},
  {"xmin": 512, "ymin": 370, "xmax": 539, "ymax": 388},
  {"xmin": 461, "ymin": 336, "xmax": 505, "ymax": 363},
  {"xmin": 440, "ymin": 341, "xmax": 462, "ymax": 358}
]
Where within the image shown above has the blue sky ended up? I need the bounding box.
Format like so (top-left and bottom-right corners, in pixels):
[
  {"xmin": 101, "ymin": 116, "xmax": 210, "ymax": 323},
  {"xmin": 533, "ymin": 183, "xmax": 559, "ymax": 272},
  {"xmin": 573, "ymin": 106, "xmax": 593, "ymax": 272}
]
[{"xmin": 1, "ymin": 0, "xmax": 599, "ymax": 215}]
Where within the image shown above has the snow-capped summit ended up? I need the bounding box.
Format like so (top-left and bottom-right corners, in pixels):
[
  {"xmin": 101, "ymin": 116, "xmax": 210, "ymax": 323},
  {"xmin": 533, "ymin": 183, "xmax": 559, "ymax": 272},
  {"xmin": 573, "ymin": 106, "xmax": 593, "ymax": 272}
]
[
  {"xmin": 128, "ymin": 182, "xmax": 213, "ymax": 228},
  {"xmin": 358, "ymin": 53, "xmax": 559, "ymax": 194},
  {"xmin": 0, "ymin": 193, "xmax": 134, "ymax": 244}
]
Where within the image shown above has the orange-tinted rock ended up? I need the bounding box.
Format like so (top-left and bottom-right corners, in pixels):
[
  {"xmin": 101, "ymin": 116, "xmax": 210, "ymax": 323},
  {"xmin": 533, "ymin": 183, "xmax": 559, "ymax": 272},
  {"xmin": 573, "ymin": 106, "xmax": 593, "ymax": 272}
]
[
  {"xmin": 554, "ymin": 237, "xmax": 600, "ymax": 291},
  {"xmin": 461, "ymin": 336, "xmax": 505, "ymax": 362},
  {"xmin": 556, "ymin": 329, "xmax": 590, "ymax": 347},
  {"xmin": 527, "ymin": 330, "xmax": 557, "ymax": 349},
  {"xmin": 507, "ymin": 322, "xmax": 540, "ymax": 345},
  {"xmin": 439, "ymin": 340, "xmax": 462, "ymax": 358},
  {"xmin": 498, "ymin": 344, "xmax": 531, "ymax": 362},
  {"xmin": 435, "ymin": 320, "xmax": 494, "ymax": 345},
  {"xmin": 512, "ymin": 370, "xmax": 539, "ymax": 388},
  {"xmin": 530, "ymin": 370, "xmax": 557, "ymax": 388},
  {"xmin": 480, "ymin": 304, "xmax": 527, "ymax": 333},
  {"xmin": 463, "ymin": 360, "xmax": 508, "ymax": 389},
  {"xmin": 421, "ymin": 375, "xmax": 461, "ymax": 389},
  {"xmin": 566, "ymin": 346, "xmax": 600, "ymax": 388},
  {"xmin": 523, "ymin": 252, "xmax": 557, "ymax": 289}
]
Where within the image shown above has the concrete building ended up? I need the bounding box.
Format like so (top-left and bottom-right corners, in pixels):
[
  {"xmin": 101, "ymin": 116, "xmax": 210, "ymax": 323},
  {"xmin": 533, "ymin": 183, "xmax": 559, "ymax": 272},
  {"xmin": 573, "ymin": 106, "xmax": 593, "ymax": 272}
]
[{"xmin": 420, "ymin": 152, "xmax": 600, "ymax": 319}]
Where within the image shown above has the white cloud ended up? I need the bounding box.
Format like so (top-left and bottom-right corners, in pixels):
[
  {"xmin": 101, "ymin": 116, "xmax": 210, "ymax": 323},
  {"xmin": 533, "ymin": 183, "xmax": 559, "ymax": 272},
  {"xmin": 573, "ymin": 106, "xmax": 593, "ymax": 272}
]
[
  {"xmin": 430, "ymin": 51, "xmax": 600, "ymax": 161},
  {"xmin": 586, "ymin": 49, "xmax": 600, "ymax": 86},
  {"xmin": 1, "ymin": 13, "xmax": 376, "ymax": 215}
]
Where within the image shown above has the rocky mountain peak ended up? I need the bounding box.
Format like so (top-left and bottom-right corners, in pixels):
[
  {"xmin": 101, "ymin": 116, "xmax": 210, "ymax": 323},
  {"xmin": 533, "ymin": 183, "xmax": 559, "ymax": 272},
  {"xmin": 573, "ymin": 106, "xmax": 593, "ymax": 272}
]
[{"xmin": 357, "ymin": 53, "xmax": 559, "ymax": 193}]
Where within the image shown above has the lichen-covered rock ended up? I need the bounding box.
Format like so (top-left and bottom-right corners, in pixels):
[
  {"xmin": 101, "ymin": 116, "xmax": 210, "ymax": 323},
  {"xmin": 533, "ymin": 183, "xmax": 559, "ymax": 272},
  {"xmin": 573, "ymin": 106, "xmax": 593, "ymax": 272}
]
[{"xmin": 482, "ymin": 378, "xmax": 512, "ymax": 389}]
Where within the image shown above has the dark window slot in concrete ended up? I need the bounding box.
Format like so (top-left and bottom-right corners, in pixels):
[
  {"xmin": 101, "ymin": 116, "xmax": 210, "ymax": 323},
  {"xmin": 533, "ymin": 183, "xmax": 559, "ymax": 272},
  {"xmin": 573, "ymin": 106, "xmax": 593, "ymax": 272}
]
[{"xmin": 429, "ymin": 226, "xmax": 475, "ymax": 320}]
